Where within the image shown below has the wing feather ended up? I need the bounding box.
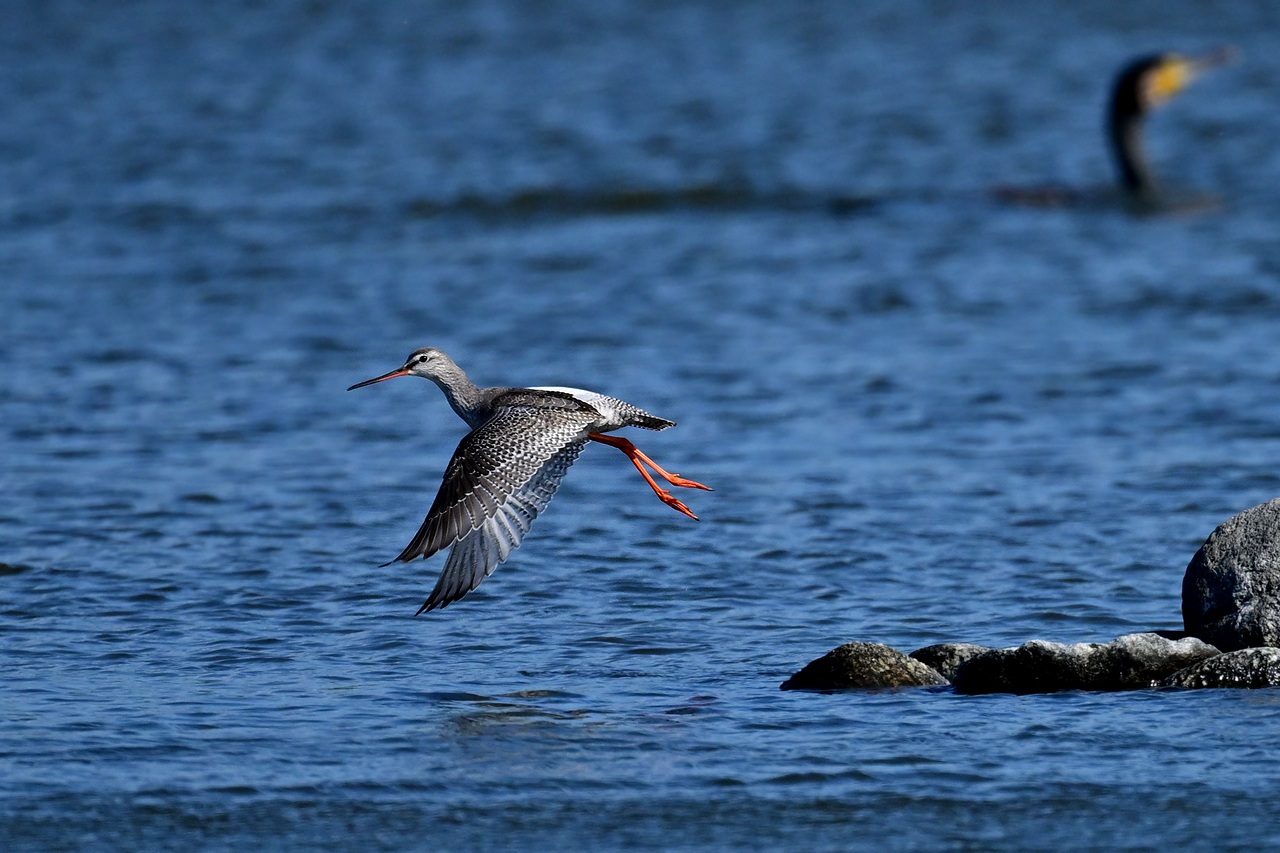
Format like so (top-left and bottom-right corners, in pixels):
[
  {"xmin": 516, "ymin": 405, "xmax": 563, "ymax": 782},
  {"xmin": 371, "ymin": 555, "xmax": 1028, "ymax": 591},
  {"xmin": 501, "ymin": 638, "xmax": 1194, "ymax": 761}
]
[{"xmin": 392, "ymin": 403, "xmax": 594, "ymax": 613}]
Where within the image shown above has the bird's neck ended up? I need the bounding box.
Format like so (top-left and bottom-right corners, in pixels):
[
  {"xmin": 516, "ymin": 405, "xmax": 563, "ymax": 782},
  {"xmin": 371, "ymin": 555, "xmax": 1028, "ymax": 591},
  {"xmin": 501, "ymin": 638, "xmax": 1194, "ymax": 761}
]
[
  {"xmin": 1108, "ymin": 108, "xmax": 1155, "ymax": 195},
  {"xmin": 429, "ymin": 364, "xmax": 487, "ymax": 427}
]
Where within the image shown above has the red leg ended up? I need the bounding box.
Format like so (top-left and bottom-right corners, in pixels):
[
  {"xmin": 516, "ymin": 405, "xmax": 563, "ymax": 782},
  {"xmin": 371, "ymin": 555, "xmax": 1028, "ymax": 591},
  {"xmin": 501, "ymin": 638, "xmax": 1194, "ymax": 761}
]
[
  {"xmin": 589, "ymin": 433, "xmax": 711, "ymax": 520},
  {"xmin": 589, "ymin": 433, "xmax": 713, "ymax": 491}
]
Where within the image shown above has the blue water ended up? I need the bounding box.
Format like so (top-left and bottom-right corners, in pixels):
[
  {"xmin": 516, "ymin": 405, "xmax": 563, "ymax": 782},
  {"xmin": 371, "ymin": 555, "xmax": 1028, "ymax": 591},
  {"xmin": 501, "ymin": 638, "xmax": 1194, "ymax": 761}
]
[{"xmin": 5, "ymin": 2, "xmax": 1280, "ymax": 850}]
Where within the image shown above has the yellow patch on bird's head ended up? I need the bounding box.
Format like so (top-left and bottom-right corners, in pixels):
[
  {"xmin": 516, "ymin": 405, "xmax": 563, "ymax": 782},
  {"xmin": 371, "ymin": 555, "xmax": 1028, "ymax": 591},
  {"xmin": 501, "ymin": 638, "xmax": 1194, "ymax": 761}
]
[{"xmin": 1143, "ymin": 55, "xmax": 1193, "ymax": 108}]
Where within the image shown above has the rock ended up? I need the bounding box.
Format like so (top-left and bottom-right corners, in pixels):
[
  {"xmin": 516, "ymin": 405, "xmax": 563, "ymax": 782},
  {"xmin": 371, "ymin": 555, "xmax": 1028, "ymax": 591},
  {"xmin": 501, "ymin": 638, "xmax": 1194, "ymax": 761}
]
[
  {"xmin": 908, "ymin": 643, "xmax": 992, "ymax": 681},
  {"xmin": 1161, "ymin": 647, "xmax": 1280, "ymax": 689},
  {"xmin": 780, "ymin": 642, "xmax": 949, "ymax": 691},
  {"xmin": 952, "ymin": 633, "xmax": 1220, "ymax": 695},
  {"xmin": 1183, "ymin": 497, "xmax": 1280, "ymax": 652}
]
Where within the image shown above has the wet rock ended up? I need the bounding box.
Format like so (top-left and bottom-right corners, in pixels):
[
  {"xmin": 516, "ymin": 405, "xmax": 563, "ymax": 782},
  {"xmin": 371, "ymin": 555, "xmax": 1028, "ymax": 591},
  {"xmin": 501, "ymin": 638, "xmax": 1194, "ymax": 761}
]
[
  {"xmin": 1161, "ymin": 647, "xmax": 1280, "ymax": 689},
  {"xmin": 908, "ymin": 643, "xmax": 992, "ymax": 681},
  {"xmin": 1182, "ymin": 497, "xmax": 1280, "ymax": 652},
  {"xmin": 780, "ymin": 642, "xmax": 949, "ymax": 691},
  {"xmin": 952, "ymin": 633, "xmax": 1220, "ymax": 695}
]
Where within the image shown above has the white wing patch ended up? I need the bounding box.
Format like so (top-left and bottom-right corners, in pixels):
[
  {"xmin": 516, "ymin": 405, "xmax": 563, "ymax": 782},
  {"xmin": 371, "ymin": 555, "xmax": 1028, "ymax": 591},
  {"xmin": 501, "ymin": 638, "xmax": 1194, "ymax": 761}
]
[
  {"xmin": 530, "ymin": 386, "xmax": 607, "ymax": 405},
  {"xmin": 531, "ymin": 386, "xmax": 620, "ymax": 422}
]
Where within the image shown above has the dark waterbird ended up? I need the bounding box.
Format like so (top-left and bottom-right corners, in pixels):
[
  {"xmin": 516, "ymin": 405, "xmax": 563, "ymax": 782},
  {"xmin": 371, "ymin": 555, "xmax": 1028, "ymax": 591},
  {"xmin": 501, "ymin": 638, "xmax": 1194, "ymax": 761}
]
[
  {"xmin": 348, "ymin": 348, "xmax": 711, "ymax": 613},
  {"xmin": 994, "ymin": 47, "xmax": 1236, "ymax": 210}
]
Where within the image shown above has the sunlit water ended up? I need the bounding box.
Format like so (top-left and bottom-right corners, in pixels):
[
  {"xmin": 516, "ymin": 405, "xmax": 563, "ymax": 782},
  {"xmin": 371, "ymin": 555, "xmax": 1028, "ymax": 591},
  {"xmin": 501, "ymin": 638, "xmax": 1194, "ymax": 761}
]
[{"xmin": 5, "ymin": 2, "xmax": 1280, "ymax": 850}]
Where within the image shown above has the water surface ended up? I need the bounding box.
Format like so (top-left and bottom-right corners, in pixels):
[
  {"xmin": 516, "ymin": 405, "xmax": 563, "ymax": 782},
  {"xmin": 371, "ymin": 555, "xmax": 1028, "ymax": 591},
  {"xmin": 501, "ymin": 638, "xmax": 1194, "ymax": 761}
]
[{"xmin": 5, "ymin": 2, "xmax": 1280, "ymax": 850}]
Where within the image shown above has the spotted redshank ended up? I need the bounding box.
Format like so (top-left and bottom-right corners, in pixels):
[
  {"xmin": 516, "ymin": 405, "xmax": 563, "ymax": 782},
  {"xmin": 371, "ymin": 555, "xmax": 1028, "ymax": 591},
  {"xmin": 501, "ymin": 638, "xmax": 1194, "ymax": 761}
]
[{"xmin": 348, "ymin": 347, "xmax": 711, "ymax": 613}]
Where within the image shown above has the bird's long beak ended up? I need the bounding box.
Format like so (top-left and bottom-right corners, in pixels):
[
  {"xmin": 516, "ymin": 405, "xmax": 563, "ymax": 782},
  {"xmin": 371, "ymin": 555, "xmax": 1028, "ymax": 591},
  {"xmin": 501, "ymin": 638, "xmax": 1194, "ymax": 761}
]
[
  {"xmin": 1188, "ymin": 45, "xmax": 1239, "ymax": 74},
  {"xmin": 347, "ymin": 366, "xmax": 411, "ymax": 391}
]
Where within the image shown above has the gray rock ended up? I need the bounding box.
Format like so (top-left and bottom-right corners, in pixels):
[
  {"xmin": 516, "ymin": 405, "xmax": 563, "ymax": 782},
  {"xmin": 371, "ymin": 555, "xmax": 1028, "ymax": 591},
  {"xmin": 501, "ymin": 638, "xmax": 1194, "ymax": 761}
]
[
  {"xmin": 780, "ymin": 641, "xmax": 949, "ymax": 691},
  {"xmin": 1161, "ymin": 647, "xmax": 1280, "ymax": 689},
  {"xmin": 908, "ymin": 643, "xmax": 992, "ymax": 681},
  {"xmin": 952, "ymin": 632, "xmax": 1220, "ymax": 695},
  {"xmin": 1183, "ymin": 497, "xmax": 1280, "ymax": 652}
]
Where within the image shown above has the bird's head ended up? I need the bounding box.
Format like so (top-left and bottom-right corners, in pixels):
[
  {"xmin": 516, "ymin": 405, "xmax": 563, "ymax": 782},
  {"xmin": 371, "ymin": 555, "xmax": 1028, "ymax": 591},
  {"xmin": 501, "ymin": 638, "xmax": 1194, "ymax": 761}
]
[
  {"xmin": 348, "ymin": 347, "xmax": 454, "ymax": 390},
  {"xmin": 1116, "ymin": 47, "xmax": 1236, "ymax": 115}
]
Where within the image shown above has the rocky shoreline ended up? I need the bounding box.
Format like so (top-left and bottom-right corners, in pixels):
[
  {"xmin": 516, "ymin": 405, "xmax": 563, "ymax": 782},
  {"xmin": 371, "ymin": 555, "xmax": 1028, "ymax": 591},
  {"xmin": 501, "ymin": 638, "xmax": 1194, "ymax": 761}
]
[{"xmin": 783, "ymin": 498, "xmax": 1280, "ymax": 694}]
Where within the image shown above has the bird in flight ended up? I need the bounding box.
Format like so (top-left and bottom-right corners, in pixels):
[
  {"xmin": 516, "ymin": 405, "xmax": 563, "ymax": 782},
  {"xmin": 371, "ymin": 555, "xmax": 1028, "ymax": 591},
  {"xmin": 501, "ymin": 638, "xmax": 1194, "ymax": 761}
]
[{"xmin": 348, "ymin": 347, "xmax": 711, "ymax": 614}]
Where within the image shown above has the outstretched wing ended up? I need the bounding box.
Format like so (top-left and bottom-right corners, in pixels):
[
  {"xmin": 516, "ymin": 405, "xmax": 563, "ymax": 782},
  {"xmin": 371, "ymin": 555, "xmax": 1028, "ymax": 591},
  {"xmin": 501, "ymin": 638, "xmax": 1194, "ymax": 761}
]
[{"xmin": 390, "ymin": 403, "xmax": 595, "ymax": 613}]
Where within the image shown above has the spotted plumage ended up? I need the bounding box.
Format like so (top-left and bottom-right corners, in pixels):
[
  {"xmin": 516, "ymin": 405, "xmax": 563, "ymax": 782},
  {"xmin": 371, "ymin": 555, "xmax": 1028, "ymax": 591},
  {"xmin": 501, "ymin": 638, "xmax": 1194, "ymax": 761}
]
[{"xmin": 348, "ymin": 347, "xmax": 710, "ymax": 614}]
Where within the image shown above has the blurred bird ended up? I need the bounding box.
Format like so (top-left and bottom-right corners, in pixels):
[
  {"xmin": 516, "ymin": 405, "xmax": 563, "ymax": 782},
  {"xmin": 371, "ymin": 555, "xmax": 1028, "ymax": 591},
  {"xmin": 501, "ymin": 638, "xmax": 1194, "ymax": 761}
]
[
  {"xmin": 348, "ymin": 347, "xmax": 710, "ymax": 613},
  {"xmin": 994, "ymin": 47, "xmax": 1236, "ymax": 210}
]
